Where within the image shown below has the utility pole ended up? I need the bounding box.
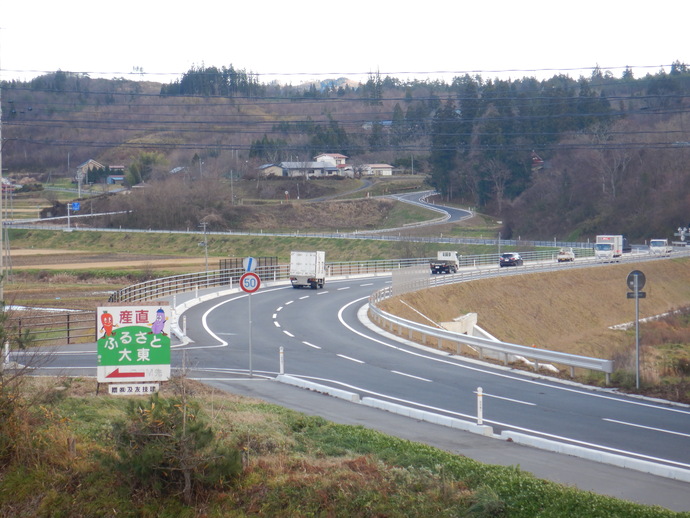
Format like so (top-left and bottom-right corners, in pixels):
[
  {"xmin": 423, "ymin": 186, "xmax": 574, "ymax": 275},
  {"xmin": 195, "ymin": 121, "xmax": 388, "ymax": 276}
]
[{"xmin": 199, "ymin": 221, "xmax": 208, "ymax": 271}]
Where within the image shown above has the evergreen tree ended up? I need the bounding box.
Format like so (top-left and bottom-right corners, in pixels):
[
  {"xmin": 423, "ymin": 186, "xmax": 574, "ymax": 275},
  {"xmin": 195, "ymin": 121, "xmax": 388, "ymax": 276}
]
[{"xmin": 429, "ymin": 99, "xmax": 462, "ymax": 198}]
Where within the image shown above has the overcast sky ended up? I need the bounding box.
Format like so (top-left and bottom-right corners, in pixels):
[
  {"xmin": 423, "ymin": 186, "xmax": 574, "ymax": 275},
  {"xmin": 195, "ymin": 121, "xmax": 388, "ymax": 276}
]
[{"xmin": 1, "ymin": 0, "xmax": 687, "ymax": 85}]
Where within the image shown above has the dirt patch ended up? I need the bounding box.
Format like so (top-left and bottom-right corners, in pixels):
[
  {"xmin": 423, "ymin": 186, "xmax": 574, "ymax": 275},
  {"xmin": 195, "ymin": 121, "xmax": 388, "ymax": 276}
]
[{"xmin": 9, "ymin": 249, "xmax": 206, "ymax": 270}]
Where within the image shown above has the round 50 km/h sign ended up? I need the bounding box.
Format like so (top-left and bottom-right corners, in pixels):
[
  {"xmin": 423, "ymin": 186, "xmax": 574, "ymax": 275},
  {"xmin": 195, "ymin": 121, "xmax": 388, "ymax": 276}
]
[{"xmin": 239, "ymin": 272, "xmax": 261, "ymax": 293}]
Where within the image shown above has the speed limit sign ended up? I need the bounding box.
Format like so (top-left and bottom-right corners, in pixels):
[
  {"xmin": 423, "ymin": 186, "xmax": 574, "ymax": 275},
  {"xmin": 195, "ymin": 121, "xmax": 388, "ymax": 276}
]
[{"xmin": 239, "ymin": 272, "xmax": 261, "ymax": 293}]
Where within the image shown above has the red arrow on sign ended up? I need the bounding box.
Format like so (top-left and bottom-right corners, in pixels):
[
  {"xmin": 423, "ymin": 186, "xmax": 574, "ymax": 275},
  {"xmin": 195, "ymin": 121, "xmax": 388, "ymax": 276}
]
[{"xmin": 106, "ymin": 368, "xmax": 145, "ymax": 379}]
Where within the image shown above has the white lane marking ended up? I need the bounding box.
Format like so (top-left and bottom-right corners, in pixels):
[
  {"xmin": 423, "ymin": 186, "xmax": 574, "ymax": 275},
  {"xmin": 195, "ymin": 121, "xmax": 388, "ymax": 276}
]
[
  {"xmin": 317, "ymin": 291, "xmax": 328, "ymax": 295},
  {"xmin": 276, "ymin": 306, "xmax": 283, "ymax": 312},
  {"xmin": 337, "ymin": 287, "xmax": 350, "ymax": 291},
  {"xmin": 283, "ymin": 330, "xmax": 294, "ymax": 338},
  {"xmin": 603, "ymin": 418, "xmax": 690, "ymax": 438},
  {"xmin": 202, "ymin": 294, "xmax": 251, "ymax": 346},
  {"xmin": 477, "ymin": 391, "xmax": 536, "ymax": 406},
  {"xmin": 391, "ymin": 370, "xmax": 432, "ymax": 382},
  {"xmin": 272, "ymin": 313, "xmax": 278, "ymax": 319},
  {"xmin": 292, "ymin": 373, "xmax": 690, "ymax": 470},
  {"xmin": 337, "ymin": 296, "xmax": 690, "ymax": 417},
  {"xmin": 360, "ymin": 283, "xmax": 374, "ymax": 286},
  {"xmin": 274, "ymin": 321, "xmax": 281, "ymax": 328},
  {"xmin": 298, "ymin": 374, "xmax": 475, "ymax": 421},
  {"xmin": 299, "ymin": 296, "xmax": 310, "ymax": 300},
  {"xmin": 337, "ymin": 354, "xmax": 364, "ymax": 364},
  {"xmin": 302, "ymin": 341, "xmax": 321, "ymax": 349},
  {"xmin": 285, "ymin": 300, "xmax": 294, "ymax": 305}
]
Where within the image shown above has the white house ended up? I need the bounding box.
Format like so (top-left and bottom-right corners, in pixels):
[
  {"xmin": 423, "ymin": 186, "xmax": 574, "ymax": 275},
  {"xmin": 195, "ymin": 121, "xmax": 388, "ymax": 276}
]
[
  {"xmin": 364, "ymin": 164, "xmax": 394, "ymax": 176},
  {"xmin": 314, "ymin": 153, "xmax": 348, "ymax": 166},
  {"xmin": 259, "ymin": 161, "xmax": 339, "ymax": 177}
]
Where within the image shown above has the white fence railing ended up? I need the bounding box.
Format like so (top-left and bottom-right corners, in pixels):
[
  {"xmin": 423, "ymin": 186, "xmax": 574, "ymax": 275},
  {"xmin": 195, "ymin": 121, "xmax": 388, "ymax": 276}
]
[{"xmin": 368, "ymin": 286, "xmax": 614, "ymax": 383}]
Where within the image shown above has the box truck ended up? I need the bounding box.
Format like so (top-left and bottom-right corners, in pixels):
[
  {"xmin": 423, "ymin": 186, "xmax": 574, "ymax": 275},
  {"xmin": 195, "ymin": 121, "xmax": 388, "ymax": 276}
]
[
  {"xmin": 594, "ymin": 235, "xmax": 623, "ymax": 261},
  {"xmin": 289, "ymin": 251, "xmax": 326, "ymax": 289}
]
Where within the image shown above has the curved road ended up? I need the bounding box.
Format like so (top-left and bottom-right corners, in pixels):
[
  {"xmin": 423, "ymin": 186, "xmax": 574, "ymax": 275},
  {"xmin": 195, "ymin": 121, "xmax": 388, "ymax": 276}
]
[
  {"xmin": 180, "ymin": 277, "xmax": 690, "ymax": 472},
  {"xmin": 19, "ymin": 271, "xmax": 690, "ymax": 510}
]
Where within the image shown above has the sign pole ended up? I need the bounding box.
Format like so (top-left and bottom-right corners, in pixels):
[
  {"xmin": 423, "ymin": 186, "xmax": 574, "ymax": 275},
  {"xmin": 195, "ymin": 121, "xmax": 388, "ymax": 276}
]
[
  {"xmin": 635, "ymin": 275, "xmax": 640, "ymax": 389},
  {"xmin": 248, "ymin": 291, "xmax": 253, "ymax": 377},
  {"xmin": 626, "ymin": 270, "xmax": 645, "ymax": 390},
  {"xmin": 239, "ymin": 264, "xmax": 260, "ymax": 379}
]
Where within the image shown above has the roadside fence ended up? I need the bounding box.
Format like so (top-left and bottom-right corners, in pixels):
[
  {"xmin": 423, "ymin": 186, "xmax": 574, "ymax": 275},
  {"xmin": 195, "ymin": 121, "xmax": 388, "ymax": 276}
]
[{"xmin": 10, "ymin": 311, "xmax": 96, "ymax": 346}]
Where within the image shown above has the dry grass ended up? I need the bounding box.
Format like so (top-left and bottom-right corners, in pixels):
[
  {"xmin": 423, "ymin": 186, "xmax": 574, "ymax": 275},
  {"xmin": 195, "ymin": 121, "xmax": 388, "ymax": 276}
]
[{"xmin": 380, "ymin": 258, "xmax": 690, "ymax": 361}]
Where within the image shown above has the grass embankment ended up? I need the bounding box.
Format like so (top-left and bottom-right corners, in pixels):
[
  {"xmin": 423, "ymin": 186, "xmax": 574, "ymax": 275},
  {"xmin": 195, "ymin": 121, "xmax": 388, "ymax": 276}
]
[
  {"xmin": 0, "ymin": 377, "xmax": 684, "ymax": 517},
  {"xmin": 380, "ymin": 257, "xmax": 690, "ymax": 400}
]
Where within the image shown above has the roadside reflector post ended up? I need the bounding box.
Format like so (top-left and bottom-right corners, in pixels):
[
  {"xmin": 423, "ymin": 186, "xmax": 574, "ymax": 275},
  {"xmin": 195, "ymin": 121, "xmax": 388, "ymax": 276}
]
[
  {"xmin": 477, "ymin": 387, "xmax": 484, "ymax": 425},
  {"xmin": 280, "ymin": 346, "xmax": 284, "ymax": 375}
]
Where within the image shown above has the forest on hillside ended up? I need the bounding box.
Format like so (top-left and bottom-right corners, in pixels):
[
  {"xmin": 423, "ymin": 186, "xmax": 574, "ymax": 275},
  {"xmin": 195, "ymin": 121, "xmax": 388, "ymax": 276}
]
[{"xmin": 2, "ymin": 63, "xmax": 690, "ymax": 240}]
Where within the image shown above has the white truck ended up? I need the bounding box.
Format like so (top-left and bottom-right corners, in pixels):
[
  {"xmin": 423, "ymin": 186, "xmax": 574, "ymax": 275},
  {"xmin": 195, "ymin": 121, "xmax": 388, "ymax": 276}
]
[
  {"xmin": 557, "ymin": 247, "xmax": 575, "ymax": 262},
  {"xmin": 289, "ymin": 250, "xmax": 326, "ymax": 289},
  {"xmin": 649, "ymin": 238, "xmax": 672, "ymax": 256},
  {"xmin": 430, "ymin": 251, "xmax": 461, "ymax": 274},
  {"xmin": 594, "ymin": 235, "xmax": 623, "ymax": 261}
]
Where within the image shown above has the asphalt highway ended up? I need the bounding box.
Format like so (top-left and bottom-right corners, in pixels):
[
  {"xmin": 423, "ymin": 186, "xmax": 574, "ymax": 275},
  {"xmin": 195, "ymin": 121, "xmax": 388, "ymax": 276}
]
[{"xmin": 17, "ymin": 265, "xmax": 690, "ymax": 512}]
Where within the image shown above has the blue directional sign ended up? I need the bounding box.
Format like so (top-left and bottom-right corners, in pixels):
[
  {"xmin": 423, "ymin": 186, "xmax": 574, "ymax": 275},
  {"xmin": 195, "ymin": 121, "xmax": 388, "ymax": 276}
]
[{"xmin": 243, "ymin": 256, "xmax": 256, "ymax": 272}]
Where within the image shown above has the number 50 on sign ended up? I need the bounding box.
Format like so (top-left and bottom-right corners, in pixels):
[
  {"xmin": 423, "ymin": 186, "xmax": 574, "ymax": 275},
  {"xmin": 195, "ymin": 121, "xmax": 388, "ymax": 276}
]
[{"xmin": 240, "ymin": 272, "xmax": 261, "ymax": 293}]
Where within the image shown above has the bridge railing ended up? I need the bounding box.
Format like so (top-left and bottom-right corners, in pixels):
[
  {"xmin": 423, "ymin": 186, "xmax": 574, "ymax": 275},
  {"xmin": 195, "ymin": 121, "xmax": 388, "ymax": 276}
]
[{"xmin": 107, "ymin": 250, "xmax": 599, "ymax": 303}]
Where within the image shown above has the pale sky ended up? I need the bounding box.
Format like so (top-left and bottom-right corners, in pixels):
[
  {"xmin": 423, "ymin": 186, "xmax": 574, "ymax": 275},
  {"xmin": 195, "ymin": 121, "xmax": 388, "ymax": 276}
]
[{"xmin": 1, "ymin": 0, "xmax": 686, "ymax": 85}]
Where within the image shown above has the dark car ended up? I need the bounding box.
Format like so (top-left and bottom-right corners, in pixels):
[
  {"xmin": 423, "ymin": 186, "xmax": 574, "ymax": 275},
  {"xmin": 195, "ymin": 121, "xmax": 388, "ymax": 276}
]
[{"xmin": 499, "ymin": 252, "xmax": 523, "ymax": 267}]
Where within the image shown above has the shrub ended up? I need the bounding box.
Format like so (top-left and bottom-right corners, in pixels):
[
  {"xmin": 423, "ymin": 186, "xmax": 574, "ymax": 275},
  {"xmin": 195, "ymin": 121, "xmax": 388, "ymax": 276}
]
[{"xmin": 108, "ymin": 392, "xmax": 242, "ymax": 505}]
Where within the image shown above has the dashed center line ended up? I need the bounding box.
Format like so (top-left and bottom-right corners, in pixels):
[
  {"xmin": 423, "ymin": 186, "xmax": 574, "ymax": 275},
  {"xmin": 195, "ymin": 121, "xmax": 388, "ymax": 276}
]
[
  {"xmin": 337, "ymin": 354, "xmax": 364, "ymax": 364},
  {"xmin": 603, "ymin": 418, "xmax": 690, "ymax": 438},
  {"xmin": 391, "ymin": 370, "xmax": 432, "ymax": 382},
  {"xmin": 283, "ymin": 330, "xmax": 294, "ymax": 338},
  {"xmin": 302, "ymin": 341, "xmax": 321, "ymax": 349}
]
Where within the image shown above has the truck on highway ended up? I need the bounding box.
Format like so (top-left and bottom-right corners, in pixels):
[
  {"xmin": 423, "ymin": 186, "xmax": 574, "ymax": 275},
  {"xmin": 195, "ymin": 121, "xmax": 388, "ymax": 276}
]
[
  {"xmin": 289, "ymin": 250, "xmax": 326, "ymax": 289},
  {"xmin": 649, "ymin": 238, "xmax": 672, "ymax": 256},
  {"xmin": 430, "ymin": 251, "xmax": 461, "ymax": 274},
  {"xmin": 557, "ymin": 247, "xmax": 575, "ymax": 262},
  {"xmin": 594, "ymin": 235, "xmax": 623, "ymax": 261}
]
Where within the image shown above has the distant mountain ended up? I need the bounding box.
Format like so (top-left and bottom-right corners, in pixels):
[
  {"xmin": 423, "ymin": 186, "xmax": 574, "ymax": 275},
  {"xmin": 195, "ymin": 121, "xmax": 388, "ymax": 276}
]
[{"xmin": 3, "ymin": 65, "xmax": 690, "ymax": 241}]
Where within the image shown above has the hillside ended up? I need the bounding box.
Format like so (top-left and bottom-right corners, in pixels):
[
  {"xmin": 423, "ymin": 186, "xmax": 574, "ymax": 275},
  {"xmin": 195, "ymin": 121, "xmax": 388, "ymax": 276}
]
[{"xmin": 3, "ymin": 67, "xmax": 690, "ymax": 241}]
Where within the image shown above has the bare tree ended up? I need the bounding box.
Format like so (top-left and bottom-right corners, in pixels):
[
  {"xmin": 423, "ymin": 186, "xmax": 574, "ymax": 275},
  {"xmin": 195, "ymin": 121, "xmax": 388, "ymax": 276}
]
[{"xmin": 486, "ymin": 159, "xmax": 511, "ymax": 214}]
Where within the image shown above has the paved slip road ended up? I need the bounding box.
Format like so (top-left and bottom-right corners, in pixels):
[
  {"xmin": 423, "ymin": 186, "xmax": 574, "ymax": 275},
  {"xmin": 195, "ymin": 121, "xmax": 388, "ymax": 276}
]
[
  {"xmin": 22, "ymin": 275, "xmax": 690, "ymax": 512},
  {"xmin": 173, "ymin": 274, "xmax": 690, "ymax": 512}
]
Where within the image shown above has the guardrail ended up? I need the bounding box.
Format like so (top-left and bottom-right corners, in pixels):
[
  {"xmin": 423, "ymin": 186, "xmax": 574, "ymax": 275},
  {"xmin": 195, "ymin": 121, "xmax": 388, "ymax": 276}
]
[
  {"xmin": 6, "ymin": 222, "xmax": 604, "ymax": 250},
  {"xmin": 368, "ymin": 288, "xmax": 613, "ymax": 382},
  {"xmin": 367, "ymin": 258, "xmax": 623, "ymax": 382},
  {"xmin": 108, "ymin": 258, "xmax": 431, "ymax": 303},
  {"xmin": 108, "ymin": 247, "xmax": 678, "ymax": 304}
]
